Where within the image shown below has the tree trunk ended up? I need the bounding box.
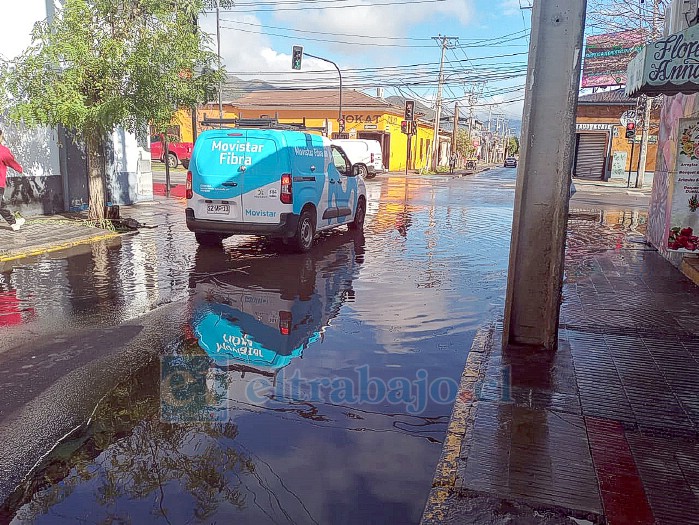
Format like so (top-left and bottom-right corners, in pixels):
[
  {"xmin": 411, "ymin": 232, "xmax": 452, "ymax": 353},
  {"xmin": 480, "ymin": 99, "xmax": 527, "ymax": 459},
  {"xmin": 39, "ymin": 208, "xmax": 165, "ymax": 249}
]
[{"xmin": 85, "ymin": 131, "xmax": 107, "ymax": 221}]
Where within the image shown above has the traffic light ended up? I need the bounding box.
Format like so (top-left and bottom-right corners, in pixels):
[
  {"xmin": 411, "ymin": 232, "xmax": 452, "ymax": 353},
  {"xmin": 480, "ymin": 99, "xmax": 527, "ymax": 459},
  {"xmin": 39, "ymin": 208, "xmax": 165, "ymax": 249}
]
[
  {"xmin": 338, "ymin": 117, "xmax": 345, "ymax": 132},
  {"xmin": 405, "ymin": 100, "xmax": 415, "ymax": 121},
  {"xmin": 401, "ymin": 120, "xmax": 408, "ymax": 134},
  {"xmin": 292, "ymin": 45, "xmax": 303, "ymax": 70},
  {"xmin": 625, "ymin": 122, "xmax": 636, "ymax": 139}
]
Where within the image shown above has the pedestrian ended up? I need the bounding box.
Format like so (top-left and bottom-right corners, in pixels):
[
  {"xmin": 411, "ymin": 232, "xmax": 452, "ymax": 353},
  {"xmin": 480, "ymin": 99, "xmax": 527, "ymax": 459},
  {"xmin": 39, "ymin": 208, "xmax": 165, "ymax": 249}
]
[
  {"xmin": 0, "ymin": 129, "xmax": 25, "ymax": 232},
  {"xmin": 449, "ymin": 152, "xmax": 457, "ymax": 174}
]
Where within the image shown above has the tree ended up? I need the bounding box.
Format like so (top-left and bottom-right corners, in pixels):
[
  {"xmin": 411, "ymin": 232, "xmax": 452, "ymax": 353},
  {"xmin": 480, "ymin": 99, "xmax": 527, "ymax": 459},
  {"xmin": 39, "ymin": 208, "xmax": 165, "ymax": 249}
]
[
  {"xmin": 1, "ymin": 0, "xmax": 223, "ymax": 220},
  {"xmin": 507, "ymin": 136, "xmax": 519, "ymax": 156},
  {"xmin": 585, "ymin": 0, "xmax": 669, "ymax": 35},
  {"xmin": 454, "ymin": 129, "xmax": 476, "ymax": 159}
]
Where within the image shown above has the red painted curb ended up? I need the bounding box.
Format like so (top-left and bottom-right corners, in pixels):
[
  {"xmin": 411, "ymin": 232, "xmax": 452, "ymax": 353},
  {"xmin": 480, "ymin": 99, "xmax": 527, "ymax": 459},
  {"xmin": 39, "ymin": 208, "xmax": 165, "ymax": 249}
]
[
  {"xmin": 153, "ymin": 183, "xmax": 186, "ymax": 198},
  {"xmin": 586, "ymin": 417, "xmax": 654, "ymax": 525}
]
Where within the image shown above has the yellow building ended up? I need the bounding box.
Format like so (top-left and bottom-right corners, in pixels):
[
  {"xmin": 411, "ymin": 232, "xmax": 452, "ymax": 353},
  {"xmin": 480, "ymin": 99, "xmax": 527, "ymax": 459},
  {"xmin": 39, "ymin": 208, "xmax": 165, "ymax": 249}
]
[{"xmin": 175, "ymin": 89, "xmax": 436, "ymax": 172}]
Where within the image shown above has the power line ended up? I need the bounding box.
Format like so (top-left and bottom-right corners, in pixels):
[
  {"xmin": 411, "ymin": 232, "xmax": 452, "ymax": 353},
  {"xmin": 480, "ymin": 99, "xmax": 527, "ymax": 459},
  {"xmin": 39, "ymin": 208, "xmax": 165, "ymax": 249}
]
[
  {"xmin": 218, "ymin": 18, "xmax": 432, "ymax": 41},
  {"xmin": 219, "ymin": 24, "xmax": 435, "ymax": 47},
  {"xmin": 220, "ymin": 0, "xmax": 448, "ymax": 12}
]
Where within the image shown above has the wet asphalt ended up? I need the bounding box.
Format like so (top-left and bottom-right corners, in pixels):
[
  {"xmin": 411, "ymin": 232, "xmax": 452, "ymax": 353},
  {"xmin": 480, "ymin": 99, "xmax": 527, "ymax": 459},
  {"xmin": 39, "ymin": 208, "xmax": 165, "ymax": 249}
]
[{"xmin": 0, "ymin": 167, "xmax": 602, "ymax": 524}]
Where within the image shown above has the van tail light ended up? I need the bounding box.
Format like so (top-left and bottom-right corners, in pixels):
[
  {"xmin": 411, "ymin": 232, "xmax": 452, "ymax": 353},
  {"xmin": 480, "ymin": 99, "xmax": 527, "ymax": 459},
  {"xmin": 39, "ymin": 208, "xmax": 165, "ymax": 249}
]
[
  {"xmin": 186, "ymin": 171, "xmax": 193, "ymax": 199},
  {"xmin": 279, "ymin": 311, "xmax": 292, "ymax": 335},
  {"xmin": 280, "ymin": 173, "xmax": 293, "ymax": 204},
  {"xmin": 371, "ymin": 152, "xmax": 374, "ymax": 163}
]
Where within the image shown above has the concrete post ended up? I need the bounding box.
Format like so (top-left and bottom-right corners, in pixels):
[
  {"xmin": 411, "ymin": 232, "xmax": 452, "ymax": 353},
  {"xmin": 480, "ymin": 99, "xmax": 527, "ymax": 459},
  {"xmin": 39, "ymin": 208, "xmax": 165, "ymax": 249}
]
[
  {"xmin": 503, "ymin": 0, "xmax": 587, "ymax": 351},
  {"xmin": 431, "ymin": 38, "xmax": 447, "ymax": 172}
]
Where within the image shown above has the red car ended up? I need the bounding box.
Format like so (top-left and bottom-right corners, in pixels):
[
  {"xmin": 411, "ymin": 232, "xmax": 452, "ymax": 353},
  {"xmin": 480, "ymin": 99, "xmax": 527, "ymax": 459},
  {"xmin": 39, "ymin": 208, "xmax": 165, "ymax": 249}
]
[{"xmin": 150, "ymin": 135, "xmax": 193, "ymax": 169}]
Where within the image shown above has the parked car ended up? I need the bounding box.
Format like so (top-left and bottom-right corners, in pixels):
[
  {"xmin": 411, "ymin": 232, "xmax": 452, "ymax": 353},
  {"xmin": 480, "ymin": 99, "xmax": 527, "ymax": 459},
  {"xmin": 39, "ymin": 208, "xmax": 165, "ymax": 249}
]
[
  {"xmin": 504, "ymin": 157, "xmax": 517, "ymax": 168},
  {"xmin": 331, "ymin": 139, "xmax": 384, "ymax": 178},
  {"xmin": 185, "ymin": 128, "xmax": 367, "ymax": 252},
  {"xmin": 151, "ymin": 135, "xmax": 193, "ymax": 169}
]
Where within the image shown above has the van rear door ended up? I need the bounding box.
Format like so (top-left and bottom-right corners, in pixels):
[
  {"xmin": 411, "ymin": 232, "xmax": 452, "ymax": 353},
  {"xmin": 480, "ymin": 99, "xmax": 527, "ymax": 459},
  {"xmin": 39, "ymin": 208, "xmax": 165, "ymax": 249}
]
[
  {"xmin": 239, "ymin": 130, "xmax": 288, "ymax": 224},
  {"xmin": 193, "ymin": 131, "xmax": 249, "ymax": 221}
]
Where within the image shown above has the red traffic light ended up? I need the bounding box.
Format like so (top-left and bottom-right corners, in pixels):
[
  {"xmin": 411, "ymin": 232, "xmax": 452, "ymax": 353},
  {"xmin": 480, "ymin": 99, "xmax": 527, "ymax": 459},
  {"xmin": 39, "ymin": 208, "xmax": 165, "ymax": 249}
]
[
  {"xmin": 401, "ymin": 120, "xmax": 408, "ymax": 134},
  {"xmin": 626, "ymin": 122, "xmax": 635, "ymax": 130}
]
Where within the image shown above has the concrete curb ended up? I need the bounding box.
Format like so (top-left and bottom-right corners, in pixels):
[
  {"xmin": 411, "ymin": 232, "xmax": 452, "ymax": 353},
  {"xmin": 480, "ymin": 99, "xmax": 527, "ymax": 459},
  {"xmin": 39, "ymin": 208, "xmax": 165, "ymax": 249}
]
[
  {"xmin": 421, "ymin": 324, "xmax": 496, "ymax": 524},
  {"xmin": 0, "ymin": 231, "xmax": 120, "ymax": 263}
]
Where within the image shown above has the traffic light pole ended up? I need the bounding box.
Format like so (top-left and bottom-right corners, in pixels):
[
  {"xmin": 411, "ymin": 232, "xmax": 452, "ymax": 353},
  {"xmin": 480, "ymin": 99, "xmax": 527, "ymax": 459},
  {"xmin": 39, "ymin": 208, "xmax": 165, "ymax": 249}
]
[
  {"xmin": 627, "ymin": 139, "xmax": 636, "ymax": 188},
  {"xmin": 302, "ymin": 52, "xmax": 343, "ymax": 131}
]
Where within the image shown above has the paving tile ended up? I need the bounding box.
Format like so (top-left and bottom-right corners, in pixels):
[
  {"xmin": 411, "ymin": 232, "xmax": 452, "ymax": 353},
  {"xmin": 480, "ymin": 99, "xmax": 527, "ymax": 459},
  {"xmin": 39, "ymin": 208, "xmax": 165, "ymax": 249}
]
[
  {"xmin": 460, "ymin": 403, "xmax": 602, "ymax": 515},
  {"xmin": 626, "ymin": 432, "xmax": 699, "ymax": 525}
]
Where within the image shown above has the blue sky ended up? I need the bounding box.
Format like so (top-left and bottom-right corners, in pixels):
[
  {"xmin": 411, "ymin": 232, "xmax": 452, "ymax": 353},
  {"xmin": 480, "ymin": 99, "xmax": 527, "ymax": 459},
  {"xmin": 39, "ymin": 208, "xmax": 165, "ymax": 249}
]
[
  {"xmin": 2, "ymin": 0, "xmax": 532, "ymax": 121},
  {"xmin": 197, "ymin": 0, "xmax": 532, "ymax": 120}
]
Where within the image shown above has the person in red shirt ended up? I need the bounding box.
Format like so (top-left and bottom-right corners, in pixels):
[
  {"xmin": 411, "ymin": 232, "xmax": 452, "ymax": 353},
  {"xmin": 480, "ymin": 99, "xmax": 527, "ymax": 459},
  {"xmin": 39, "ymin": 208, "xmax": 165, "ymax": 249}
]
[{"xmin": 0, "ymin": 129, "xmax": 25, "ymax": 231}]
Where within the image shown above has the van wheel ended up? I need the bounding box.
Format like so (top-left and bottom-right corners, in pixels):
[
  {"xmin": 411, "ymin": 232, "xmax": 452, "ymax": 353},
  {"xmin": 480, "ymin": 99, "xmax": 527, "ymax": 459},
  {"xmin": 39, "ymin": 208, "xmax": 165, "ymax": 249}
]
[
  {"xmin": 357, "ymin": 165, "xmax": 368, "ymax": 178},
  {"xmin": 348, "ymin": 198, "xmax": 366, "ymax": 231},
  {"xmin": 293, "ymin": 209, "xmax": 315, "ymax": 253},
  {"xmin": 167, "ymin": 153, "xmax": 178, "ymax": 169},
  {"xmin": 195, "ymin": 232, "xmax": 225, "ymax": 246}
]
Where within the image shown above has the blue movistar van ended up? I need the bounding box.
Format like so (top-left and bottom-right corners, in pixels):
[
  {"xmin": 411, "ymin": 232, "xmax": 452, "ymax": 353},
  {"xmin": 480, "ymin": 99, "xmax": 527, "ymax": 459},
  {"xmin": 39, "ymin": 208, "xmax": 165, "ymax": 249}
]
[{"xmin": 185, "ymin": 128, "xmax": 367, "ymax": 252}]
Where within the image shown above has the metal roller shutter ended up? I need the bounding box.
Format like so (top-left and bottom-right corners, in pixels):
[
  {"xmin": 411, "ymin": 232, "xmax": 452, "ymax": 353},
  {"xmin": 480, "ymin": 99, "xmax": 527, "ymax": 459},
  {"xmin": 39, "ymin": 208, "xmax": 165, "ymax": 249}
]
[{"xmin": 574, "ymin": 133, "xmax": 607, "ymax": 180}]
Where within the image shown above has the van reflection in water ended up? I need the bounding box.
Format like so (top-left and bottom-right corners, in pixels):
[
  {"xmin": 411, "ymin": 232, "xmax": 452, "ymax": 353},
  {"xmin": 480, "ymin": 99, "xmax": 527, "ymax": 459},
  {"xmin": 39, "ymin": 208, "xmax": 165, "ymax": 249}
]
[{"xmin": 161, "ymin": 232, "xmax": 364, "ymax": 423}]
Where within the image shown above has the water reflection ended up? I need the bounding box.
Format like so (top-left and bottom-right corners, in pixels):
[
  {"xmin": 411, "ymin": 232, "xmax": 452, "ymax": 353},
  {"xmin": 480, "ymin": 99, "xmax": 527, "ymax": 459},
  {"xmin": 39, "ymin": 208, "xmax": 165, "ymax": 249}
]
[
  {"xmin": 2, "ymin": 361, "xmax": 256, "ymax": 525},
  {"xmin": 162, "ymin": 232, "xmax": 365, "ymax": 423}
]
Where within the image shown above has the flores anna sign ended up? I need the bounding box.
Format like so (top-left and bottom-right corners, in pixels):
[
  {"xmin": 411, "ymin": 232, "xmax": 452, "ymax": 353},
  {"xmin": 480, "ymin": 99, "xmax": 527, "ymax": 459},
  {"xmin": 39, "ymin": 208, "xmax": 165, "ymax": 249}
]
[{"xmin": 627, "ymin": 24, "xmax": 699, "ymax": 97}]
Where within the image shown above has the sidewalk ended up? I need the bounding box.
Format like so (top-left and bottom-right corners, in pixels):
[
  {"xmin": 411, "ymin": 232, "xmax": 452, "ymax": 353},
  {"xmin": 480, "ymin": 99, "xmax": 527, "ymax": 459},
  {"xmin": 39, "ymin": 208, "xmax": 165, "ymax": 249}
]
[
  {"xmin": 0, "ymin": 217, "xmax": 119, "ymax": 264},
  {"xmin": 422, "ymin": 213, "xmax": 699, "ymax": 524}
]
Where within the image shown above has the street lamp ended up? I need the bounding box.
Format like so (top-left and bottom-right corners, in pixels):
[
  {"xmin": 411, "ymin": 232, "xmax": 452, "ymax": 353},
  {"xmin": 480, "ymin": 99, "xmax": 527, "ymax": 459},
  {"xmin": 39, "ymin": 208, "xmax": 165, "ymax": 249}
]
[{"xmin": 293, "ymin": 50, "xmax": 343, "ymax": 133}]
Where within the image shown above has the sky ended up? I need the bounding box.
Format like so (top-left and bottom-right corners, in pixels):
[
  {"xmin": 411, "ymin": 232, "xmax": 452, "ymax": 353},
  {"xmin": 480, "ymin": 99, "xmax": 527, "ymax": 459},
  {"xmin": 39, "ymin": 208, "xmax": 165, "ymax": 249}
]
[{"xmin": 1, "ymin": 0, "xmax": 532, "ymax": 123}]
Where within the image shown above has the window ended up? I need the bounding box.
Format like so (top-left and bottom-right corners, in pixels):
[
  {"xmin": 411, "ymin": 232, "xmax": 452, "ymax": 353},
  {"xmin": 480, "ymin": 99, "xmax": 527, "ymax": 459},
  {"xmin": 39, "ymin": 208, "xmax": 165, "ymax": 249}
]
[{"xmin": 331, "ymin": 146, "xmax": 349, "ymax": 175}]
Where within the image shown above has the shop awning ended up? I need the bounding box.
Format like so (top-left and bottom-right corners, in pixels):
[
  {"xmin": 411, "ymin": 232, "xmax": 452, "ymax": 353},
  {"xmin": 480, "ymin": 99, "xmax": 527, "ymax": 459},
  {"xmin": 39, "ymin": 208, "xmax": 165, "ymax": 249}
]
[{"xmin": 626, "ymin": 24, "xmax": 699, "ymax": 98}]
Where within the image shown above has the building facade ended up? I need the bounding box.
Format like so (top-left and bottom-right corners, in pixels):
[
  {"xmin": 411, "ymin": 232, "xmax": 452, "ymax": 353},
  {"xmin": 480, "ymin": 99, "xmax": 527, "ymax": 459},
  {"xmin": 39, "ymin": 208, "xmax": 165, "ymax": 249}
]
[
  {"xmin": 626, "ymin": 0, "xmax": 699, "ymax": 278},
  {"xmin": 575, "ymin": 88, "xmax": 659, "ymax": 181},
  {"xmin": 175, "ymin": 89, "xmax": 448, "ymax": 172},
  {"xmin": 1, "ymin": 0, "xmax": 153, "ymax": 216}
]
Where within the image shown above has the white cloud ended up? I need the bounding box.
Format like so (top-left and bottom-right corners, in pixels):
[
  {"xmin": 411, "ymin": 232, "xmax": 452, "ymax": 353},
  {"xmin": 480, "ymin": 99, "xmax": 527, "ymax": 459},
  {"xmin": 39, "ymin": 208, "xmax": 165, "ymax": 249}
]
[
  {"xmin": 274, "ymin": 0, "xmax": 473, "ymax": 40},
  {"xmin": 0, "ymin": 0, "xmax": 47, "ymax": 62},
  {"xmin": 200, "ymin": 12, "xmax": 341, "ymax": 87},
  {"xmin": 501, "ymin": 0, "xmax": 522, "ymax": 16}
]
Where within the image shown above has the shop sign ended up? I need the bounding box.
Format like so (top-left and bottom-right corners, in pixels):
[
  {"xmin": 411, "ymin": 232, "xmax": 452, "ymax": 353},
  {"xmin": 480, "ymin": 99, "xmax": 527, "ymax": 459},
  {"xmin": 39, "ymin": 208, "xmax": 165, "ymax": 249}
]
[
  {"xmin": 667, "ymin": 117, "xmax": 699, "ymax": 252},
  {"xmin": 576, "ymin": 123, "xmax": 614, "ymax": 131},
  {"xmin": 627, "ymin": 23, "xmax": 699, "ymax": 97},
  {"xmin": 344, "ymin": 115, "xmax": 376, "ymax": 124}
]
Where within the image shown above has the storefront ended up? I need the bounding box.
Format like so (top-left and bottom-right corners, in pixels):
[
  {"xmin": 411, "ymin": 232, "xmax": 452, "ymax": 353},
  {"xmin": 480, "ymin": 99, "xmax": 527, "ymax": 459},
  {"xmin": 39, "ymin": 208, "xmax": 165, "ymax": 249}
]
[
  {"xmin": 574, "ymin": 125, "xmax": 611, "ymax": 180},
  {"xmin": 626, "ymin": 2, "xmax": 699, "ymax": 277},
  {"xmin": 575, "ymin": 89, "xmax": 659, "ymax": 181},
  {"xmin": 174, "ymin": 89, "xmax": 436, "ymax": 172}
]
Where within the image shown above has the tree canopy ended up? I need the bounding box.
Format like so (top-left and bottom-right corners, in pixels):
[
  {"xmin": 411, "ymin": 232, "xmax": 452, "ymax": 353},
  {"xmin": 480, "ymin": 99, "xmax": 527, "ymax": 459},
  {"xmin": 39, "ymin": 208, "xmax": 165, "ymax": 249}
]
[{"xmin": 1, "ymin": 0, "xmax": 223, "ymax": 136}]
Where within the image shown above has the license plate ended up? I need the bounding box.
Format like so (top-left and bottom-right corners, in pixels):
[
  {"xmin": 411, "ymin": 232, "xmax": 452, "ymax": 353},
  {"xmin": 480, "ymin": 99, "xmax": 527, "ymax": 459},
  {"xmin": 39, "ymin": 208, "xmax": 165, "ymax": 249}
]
[{"xmin": 207, "ymin": 204, "xmax": 230, "ymax": 215}]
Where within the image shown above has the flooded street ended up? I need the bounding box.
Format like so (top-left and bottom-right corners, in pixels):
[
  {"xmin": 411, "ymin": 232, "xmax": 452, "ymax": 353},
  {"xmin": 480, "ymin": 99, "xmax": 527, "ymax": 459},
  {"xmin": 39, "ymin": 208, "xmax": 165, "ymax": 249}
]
[{"xmin": 0, "ymin": 168, "xmax": 627, "ymax": 524}]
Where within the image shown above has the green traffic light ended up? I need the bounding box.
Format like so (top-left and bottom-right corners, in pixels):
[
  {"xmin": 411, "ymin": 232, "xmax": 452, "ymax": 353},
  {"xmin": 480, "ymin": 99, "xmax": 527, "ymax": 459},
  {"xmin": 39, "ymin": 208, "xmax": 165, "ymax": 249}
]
[{"xmin": 292, "ymin": 46, "xmax": 303, "ymax": 70}]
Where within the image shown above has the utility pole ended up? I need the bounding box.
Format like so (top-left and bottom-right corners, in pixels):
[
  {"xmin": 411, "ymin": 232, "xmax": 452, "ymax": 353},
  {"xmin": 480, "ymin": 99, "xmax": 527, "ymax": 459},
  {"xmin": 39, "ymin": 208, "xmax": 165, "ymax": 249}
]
[
  {"xmin": 216, "ymin": 0, "xmax": 223, "ymax": 122},
  {"xmin": 431, "ymin": 35, "xmax": 458, "ymax": 171},
  {"xmin": 452, "ymin": 101, "xmax": 459, "ymax": 154},
  {"xmin": 503, "ymin": 0, "xmax": 587, "ymax": 351},
  {"xmin": 636, "ymin": 0, "xmax": 659, "ymax": 188}
]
